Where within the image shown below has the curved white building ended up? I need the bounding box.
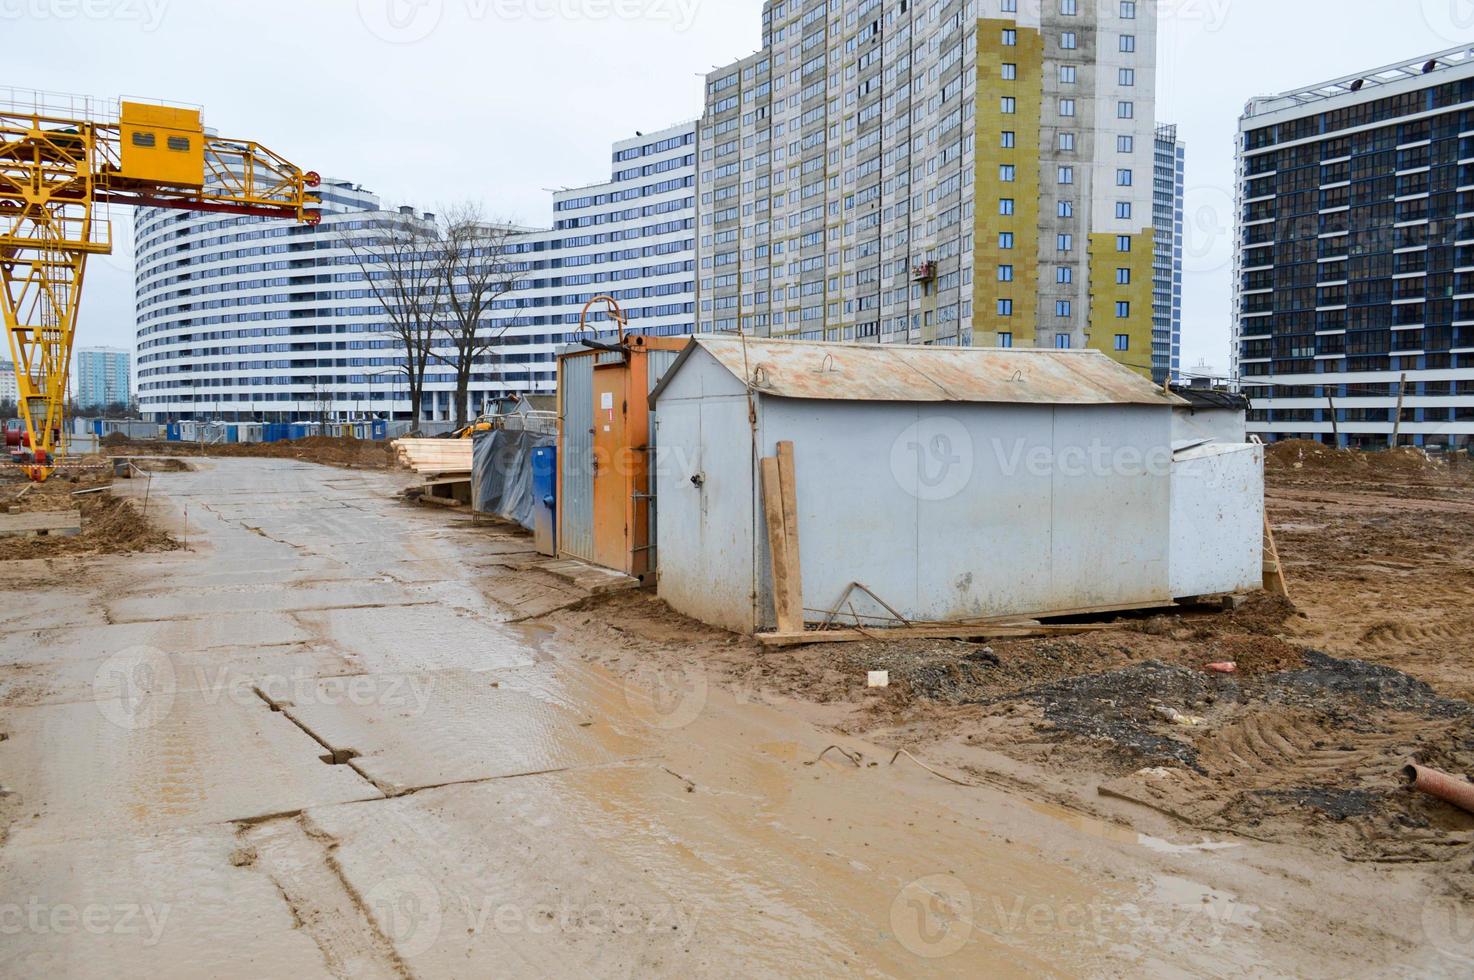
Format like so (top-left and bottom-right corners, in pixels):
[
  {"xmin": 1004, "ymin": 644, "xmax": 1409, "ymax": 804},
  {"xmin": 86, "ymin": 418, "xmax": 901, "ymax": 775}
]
[{"xmin": 135, "ymin": 121, "xmax": 695, "ymax": 423}]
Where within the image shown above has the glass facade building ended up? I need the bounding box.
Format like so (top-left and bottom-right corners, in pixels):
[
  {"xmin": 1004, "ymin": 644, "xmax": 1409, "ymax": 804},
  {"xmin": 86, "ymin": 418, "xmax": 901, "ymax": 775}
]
[
  {"xmin": 75, "ymin": 347, "xmax": 131, "ymax": 411},
  {"xmin": 1153, "ymin": 123, "xmax": 1184, "ymax": 383},
  {"xmin": 1236, "ymin": 46, "xmax": 1474, "ymax": 448}
]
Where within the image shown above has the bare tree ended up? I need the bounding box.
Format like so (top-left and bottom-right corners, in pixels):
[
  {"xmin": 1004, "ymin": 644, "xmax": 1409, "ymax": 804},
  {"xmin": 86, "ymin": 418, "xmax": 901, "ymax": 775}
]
[
  {"xmin": 434, "ymin": 204, "xmax": 527, "ymax": 428},
  {"xmin": 340, "ymin": 211, "xmax": 444, "ymax": 426}
]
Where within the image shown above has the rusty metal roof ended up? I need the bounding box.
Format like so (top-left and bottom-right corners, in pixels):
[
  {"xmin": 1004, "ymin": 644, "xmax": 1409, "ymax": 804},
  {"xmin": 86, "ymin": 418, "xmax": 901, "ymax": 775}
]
[{"xmin": 655, "ymin": 336, "xmax": 1185, "ymax": 407}]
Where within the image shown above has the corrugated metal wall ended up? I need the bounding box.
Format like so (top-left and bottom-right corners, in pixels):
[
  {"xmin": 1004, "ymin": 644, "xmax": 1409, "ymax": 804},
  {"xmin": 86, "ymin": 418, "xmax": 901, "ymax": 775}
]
[{"xmin": 560, "ymin": 354, "xmax": 596, "ymax": 561}]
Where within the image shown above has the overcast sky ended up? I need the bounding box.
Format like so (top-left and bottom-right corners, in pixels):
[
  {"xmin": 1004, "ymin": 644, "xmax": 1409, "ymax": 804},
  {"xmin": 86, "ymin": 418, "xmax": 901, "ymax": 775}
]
[{"xmin": 6, "ymin": 0, "xmax": 1468, "ymax": 377}]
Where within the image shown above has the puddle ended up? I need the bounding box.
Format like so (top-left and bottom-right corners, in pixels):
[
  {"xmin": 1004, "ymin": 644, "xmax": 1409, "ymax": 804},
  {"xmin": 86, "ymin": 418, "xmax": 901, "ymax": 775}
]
[{"xmin": 1023, "ymin": 799, "xmax": 1242, "ymax": 857}]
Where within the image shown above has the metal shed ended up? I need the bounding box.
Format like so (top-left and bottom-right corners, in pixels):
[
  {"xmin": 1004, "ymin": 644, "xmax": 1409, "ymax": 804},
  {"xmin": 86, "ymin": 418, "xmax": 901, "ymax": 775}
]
[
  {"xmin": 557, "ymin": 333, "xmax": 686, "ymax": 582},
  {"xmin": 650, "ymin": 336, "xmax": 1264, "ymax": 635}
]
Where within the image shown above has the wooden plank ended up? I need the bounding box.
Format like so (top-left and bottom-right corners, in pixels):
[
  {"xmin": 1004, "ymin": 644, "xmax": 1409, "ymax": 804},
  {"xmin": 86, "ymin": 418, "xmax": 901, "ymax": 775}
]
[
  {"xmin": 755, "ymin": 623, "xmax": 1122, "ymax": 648},
  {"xmin": 776, "ymin": 441, "xmax": 804, "ymax": 633},
  {"xmin": 0, "ymin": 510, "xmax": 83, "ymax": 538},
  {"xmin": 760, "ymin": 455, "xmax": 800, "ymax": 634},
  {"xmin": 1262, "ymin": 512, "xmax": 1291, "ymax": 601}
]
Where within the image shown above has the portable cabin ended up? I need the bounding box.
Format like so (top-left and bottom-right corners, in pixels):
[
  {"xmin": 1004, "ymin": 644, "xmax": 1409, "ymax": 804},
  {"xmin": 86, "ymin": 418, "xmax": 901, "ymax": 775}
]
[
  {"xmin": 650, "ymin": 336, "xmax": 1265, "ymax": 635},
  {"xmin": 556, "ymin": 334, "xmax": 687, "ymax": 582}
]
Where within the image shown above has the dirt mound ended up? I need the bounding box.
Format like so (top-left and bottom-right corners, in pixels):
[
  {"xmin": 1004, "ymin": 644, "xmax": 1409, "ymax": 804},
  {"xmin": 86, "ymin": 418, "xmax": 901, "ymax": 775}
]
[
  {"xmin": 0, "ymin": 477, "xmax": 179, "ymax": 561},
  {"xmin": 100, "ymin": 431, "xmax": 133, "ymax": 448},
  {"xmin": 105, "ymin": 435, "xmax": 397, "ymax": 470},
  {"xmin": 1267, "ymin": 438, "xmax": 1474, "ymax": 489}
]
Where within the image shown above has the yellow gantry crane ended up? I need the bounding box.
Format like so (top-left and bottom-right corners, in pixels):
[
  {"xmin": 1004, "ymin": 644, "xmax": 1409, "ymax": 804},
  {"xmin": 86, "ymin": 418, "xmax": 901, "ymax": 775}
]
[{"xmin": 0, "ymin": 92, "xmax": 320, "ymax": 480}]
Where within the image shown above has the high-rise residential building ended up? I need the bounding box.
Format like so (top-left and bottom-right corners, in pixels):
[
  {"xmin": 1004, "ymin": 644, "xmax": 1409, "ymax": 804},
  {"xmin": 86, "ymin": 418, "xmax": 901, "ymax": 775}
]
[
  {"xmin": 134, "ymin": 122, "xmax": 695, "ymax": 422},
  {"xmin": 0, "ymin": 360, "xmax": 17, "ymax": 406},
  {"xmin": 694, "ymin": 0, "xmax": 1159, "ymax": 375},
  {"xmin": 75, "ymin": 347, "xmax": 131, "ymax": 411},
  {"xmin": 1153, "ymin": 123, "xmax": 1185, "ymax": 383},
  {"xmin": 1236, "ymin": 45, "xmax": 1474, "ymax": 448}
]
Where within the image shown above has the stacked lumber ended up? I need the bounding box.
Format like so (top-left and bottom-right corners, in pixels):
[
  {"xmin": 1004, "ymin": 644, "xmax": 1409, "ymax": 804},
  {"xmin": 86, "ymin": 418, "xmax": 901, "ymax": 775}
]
[{"xmin": 392, "ymin": 438, "xmax": 473, "ymax": 478}]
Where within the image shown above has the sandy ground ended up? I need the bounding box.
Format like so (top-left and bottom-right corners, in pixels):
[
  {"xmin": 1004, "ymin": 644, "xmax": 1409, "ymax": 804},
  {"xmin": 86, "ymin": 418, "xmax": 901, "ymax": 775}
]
[{"xmin": 2, "ymin": 454, "xmax": 1473, "ymax": 976}]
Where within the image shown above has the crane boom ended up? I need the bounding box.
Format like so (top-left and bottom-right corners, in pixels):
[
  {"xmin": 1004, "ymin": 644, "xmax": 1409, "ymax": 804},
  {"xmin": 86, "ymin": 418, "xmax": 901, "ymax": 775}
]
[{"xmin": 0, "ymin": 94, "xmax": 320, "ymax": 480}]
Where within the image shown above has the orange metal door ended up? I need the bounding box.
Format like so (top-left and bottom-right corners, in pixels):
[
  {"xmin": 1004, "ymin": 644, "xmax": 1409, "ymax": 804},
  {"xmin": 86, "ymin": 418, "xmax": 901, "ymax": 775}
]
[{"xmin": 592, "ymin": 366, "xmax": 629, "ymax": 571}]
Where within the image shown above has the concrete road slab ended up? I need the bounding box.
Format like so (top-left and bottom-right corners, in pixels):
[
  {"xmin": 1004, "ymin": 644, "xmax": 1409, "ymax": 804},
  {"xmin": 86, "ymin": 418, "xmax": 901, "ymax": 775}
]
[
  {"xmin": 0, "ymin": 825, "xmax": 333, "ymax": 980},
  {"xmin": 103, "ymin": 581, "xmax": 433, "ymax": 622},
  {"xmin": 0, "ymin": 613, "xmax": 315, "ymax": 669},
  {"xmin": 0, "ymin": 687, "xmax": 381, "ymax": 846},
  {"xmin": 264, "ymin": 668, "xmax": 641, "ymax": 796},
  {"xmin": 294, "ymin": 605, "xmax": 535, "ymax": 674},
  {"xmin": 0, "ymin": 642, "xmax": 358, "ymax": 710}
]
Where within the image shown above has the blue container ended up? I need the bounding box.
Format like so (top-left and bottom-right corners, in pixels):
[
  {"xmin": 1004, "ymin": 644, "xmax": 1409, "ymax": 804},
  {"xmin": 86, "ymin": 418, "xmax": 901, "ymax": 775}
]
[
  {"xmin": 531, "ymin": 446, "xmax": 558, "ymax": 557},
  {"xmin": 166, "ymin": 423, "xmax": 181, "ymax": 442},
  {"xmin": 263, "ymin": 423, "xmax": 290, "ymax": 443},
  {"xmin": 226, "ymin": 425, "xmax": 239, "ymax": 444},
  {"xmin": 371, "ymin": 419, "xmax": 388, "ymax": 441}
]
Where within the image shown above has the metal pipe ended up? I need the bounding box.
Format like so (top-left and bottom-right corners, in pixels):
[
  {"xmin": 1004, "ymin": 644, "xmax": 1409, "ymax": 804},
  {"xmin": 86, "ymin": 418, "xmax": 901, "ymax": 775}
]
[{"xmin": 1403, "ymin": 764, "xmax": 1474, "ymax": 815}]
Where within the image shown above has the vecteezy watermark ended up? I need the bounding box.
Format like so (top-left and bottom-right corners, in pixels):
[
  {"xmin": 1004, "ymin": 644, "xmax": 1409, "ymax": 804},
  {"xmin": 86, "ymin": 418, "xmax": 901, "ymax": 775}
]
[
  {"xmin": 890, "ymin": 874, "xmax": 975, "ymax": 959},
  {"xmin": 92, "ymin": 648, "xmax": 436, "ymax": 731},
  {"xmin": 0, "ymin": 899, "xmax": 171, "ymax": 947},
  {"xmin": 889, "ymin": 419, "xmax": 1176, "ymax": 502},
  {"xmin": 0, "ymin": 0, "xmax": 169, "ymax": 31},
  {"xmin": 889, "ymin": 875, "xmax": 1249, "ymax": 960},
  {"xmin": 622, "ymin": 662, "xmax": 708, "ymax": 730},
  {"xmin": 1420, "ymin": 0, "xmax": 1474, "ymax": 45},
  {"xmin": 890, "ymin": 417, "xmax": 974, "ymax": 502},
  {"xmin": 366, "ymin": 875, "xmax": 444, "ymax": 959},
  {"xmin": 363, "ymin": 875, "xmax": 698, "ymax": 958},
  {"xmin": 357, "ymin": 0, "xmax": 702, "ymax": 43},
  {"xmin": 1424, "ymin": 896, "xmax": 1474, "ymax": 966},
  {"xmin": 93, "ymin": 646, "xmax": 177, "ymax": 732}
]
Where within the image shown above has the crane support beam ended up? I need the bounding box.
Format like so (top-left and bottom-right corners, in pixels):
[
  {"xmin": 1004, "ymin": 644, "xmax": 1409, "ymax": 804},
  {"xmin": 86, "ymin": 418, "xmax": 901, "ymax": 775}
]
[{"xmin": 0, "ymin": 95, "xmax": 319, "ymax": 480}]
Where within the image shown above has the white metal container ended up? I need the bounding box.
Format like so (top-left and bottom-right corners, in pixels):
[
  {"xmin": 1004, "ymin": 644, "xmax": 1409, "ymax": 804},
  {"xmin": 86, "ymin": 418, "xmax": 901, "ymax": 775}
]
[{"xmin": 651, "ymin": 337, "xmax": 1249, "ymax": 635}]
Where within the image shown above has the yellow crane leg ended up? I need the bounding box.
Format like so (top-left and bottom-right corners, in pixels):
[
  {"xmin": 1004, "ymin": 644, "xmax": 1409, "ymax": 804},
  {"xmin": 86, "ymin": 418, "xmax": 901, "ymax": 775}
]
[{"xmin": 1, "ymin": 244, "xmax": 86, "ymax": 483}]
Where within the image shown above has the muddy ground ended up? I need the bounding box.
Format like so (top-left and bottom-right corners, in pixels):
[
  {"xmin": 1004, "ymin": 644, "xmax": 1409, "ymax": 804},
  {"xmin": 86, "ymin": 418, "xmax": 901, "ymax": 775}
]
[
  {"xmin": 537, "ymin": 442, "xmax": 1474, "ymax": 883},
  {"xmin": 0, "ymin": 466, "xmax": 182, "ymax": 562}
]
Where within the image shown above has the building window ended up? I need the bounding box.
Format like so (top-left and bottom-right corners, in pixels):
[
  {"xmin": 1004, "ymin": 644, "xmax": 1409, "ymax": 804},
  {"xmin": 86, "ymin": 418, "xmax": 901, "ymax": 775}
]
[
  {"xmin": 1056, "ymin": 334, "xmax": 1073, "ymax": 349},
  {"xmin": 998, "ymin": 299, "xmax": 1014, "ymax": 316},
  {"xmin": 1000, "ymin": 199, "xmax": 1015, "ymax": 215},
  {"xmin": 999, "ymin": 332, "xmax": 1014, "ymax": 348},
  {"xmin": 1116, "ymin": 268, "xmax": 1131, "ymax": 284},
  {"xmin": 1001, "ymin": 131, "xmax": 1016, "ymax": 148},
  {"xmin": 1058, "ymin": 200, "xmax": 1073, "ymax": 217},
  {"xmin": 1120, "ymin": 34, "xmax": 1136, "ymax": 52},
  {"xmin": 1057, "ymin": 300, "xmax": 1072, "ymax": 317},
  {"xmin": 1061, "ymin": 0, "xmax": 1078, "ymax": 13},
  {"xmin": 1002, "ymin": 63, "xmax": 1018, "ymax": 80},
  {"xmin": 1061, "ymin": 32, "xmax": 1077, "ymax": 50},
  {"xmin": 1117, "ymin": 101, "xmax": 1135, "ymax": 119},
  {"xmin": 1001, "ymin": 96, "xmax": 1017, "ymax": 114},
  {"xmin": 1059, "ymin": 132, "xmax": 1075, "ymax": 151},
  {"xmin": 1119, "ymin": 68, "xmax": 1136, "ymax": 86},
  {"xmin": 1000, "ymin": 164, "xmax": 1016, "ymax": 181},
  {"xmin": 1058, "ymin": 166, "xmax": 1074, "ymax": 184},
  {"xmin": 1121, "ymin": 1, "xmax": 1137, "ymax": 17},
  {"xmin": 1003, "ymin": 29, "xmax": 1017, "ymax": 46},
  {"xmin": 998, "ymin": 265, "xmax": 1014, "ymax": 282},
  {"xmin": 1116, "ymin": 301, "xmax": 1131, "ymax": 318},
  {"xmin": 1117, "ymin": 235, "xmax": 1132, "ymax": 252},
  {"xmin": 1116, "ymin": 168, "xmax": 1133, "ymax": 186},
  {"xmin": 1060, "ymin": 99, "xmax": 1076, "ymax": 117},
  {"xmin": 1116, "ymin": 202, "xmax": 1132, "ymax": 219},
  {"xmin": 999, "ymin": 232, "xmax": 1015, "ymax": 249},
  {"xmin": 1060, "ymin": 65, "xmax": 1076, "ymax": 84},
  {"xmin": 1057, "ymin": 267, "xmax": 1073, "ymax": 284},
  {"xmin": 1114, "ymin": 334, "xmax": 1130, "ymax": 351},
  {"xmin": 1117, "ymin": 135, "xmax": 1134, "ymax": 153}
]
